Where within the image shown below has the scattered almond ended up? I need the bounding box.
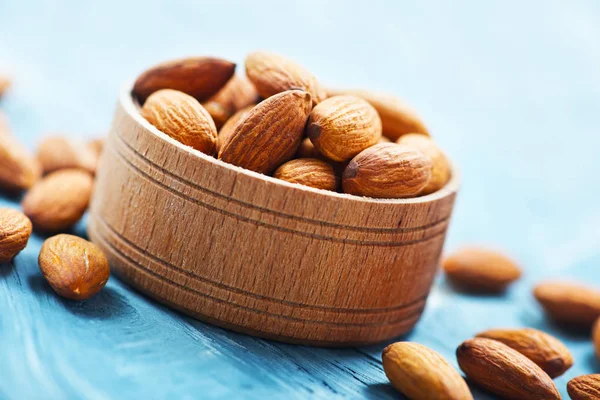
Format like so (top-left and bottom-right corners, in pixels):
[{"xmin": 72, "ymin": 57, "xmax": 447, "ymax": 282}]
[
  {"xmin": 202, "ymin": 75, "xmax": 259, "ymax": 129},
  {"xmin": 456, "ymin": 338, "xmax": 560, "ymax": 400},
  {"xmin": 218, "ymin": 90, "xmax": 312, "ymax": 174},
  {"xmin": 594, "ymin": 318, "xmax": 600, "ymax": 359},
  {"xmin": 141, "ymin": 89, "xmax": 217, "ymax": 155},
  {"xmin": 567, "ymin": 374, "xmax": 600, "ymax": 400},
  {"xmin": 273, "ymin": 158, "xmax": 338, "ymax": 191},
  {"xmin": 397, "ymin": 134, "xmax": 450, "ymax": 194},
  {"xmin": 133, "ymin": 56, "xmax": 235, "ymax": 104},
  {"xmin": 342, "ymin": 143, "xmax": 431, "ymax": 198},
  {"xmin": 382, "ymin": 342, "xmax": 473, "ymax": 400},
  {"xmin": 216, "ymin": 105, "xmax": 253, "ymax": 151},
  {"xmin": 0, "ymin": 134, "xmax": 41, "ymax": 192},
  {"xmin": 475, "ymin": 327, "xmax": 572, "ymax": 378},
  {"xmin": 37, "ymin": 136, "xmax": 98, "ymax": 175},
  {"xmin": 39, "ymin": 234, "xmax": 110, "ymax": 300},
  {"xmin": 442, "ymin": 247, "xmax": 521, "ymax": 293},
  {"xmin": 0, "ymin": 208, "xmax": 32, "ymax": 263},
  {"xmin": 245, "ymin": 51, "xmax": 326, "ymax": 105},
  {"xmin": 22, "ymin": 169, "xmax": 93, "ymax": 232},
  {"xmin": 533, "ymin": 281, "xmax": 600, "ymax": 329},
  {"xmin": 307, "ymin": 95, "xmax": 382, "ymax": 162}
]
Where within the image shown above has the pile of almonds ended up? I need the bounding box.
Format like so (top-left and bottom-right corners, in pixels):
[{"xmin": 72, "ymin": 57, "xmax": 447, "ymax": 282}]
[{"xmin": 134, "ymin": 51, "xmax": 450, "ymax": 198}]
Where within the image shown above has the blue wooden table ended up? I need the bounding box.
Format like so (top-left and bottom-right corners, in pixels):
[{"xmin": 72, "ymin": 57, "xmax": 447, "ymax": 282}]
[{"xmin": 1, "ymin": 1, "xmax": 598, "ymax": 398}]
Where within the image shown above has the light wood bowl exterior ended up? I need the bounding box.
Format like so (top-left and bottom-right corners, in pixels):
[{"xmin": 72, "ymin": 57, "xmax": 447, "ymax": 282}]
[{"xmin": 88, "ymin": 86, "xmax": 460, "ymax": 346}]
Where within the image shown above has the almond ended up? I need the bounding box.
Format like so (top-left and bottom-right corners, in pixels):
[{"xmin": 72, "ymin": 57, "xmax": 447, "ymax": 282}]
[
  {"xmin": 0, "ymin": 73, "xmax": 12, "ymax": 97},
  {"xmin": 141, "ymin": 89, "xmax": 217, "ymax": 155},
  {"xmin": 218, "ymin": 90, "xmax": 312, "ymax": 174},
  {"xmin": 533, "ymin": 281, "xmax": 600, "ymax": 329},
  {"xmin": 0, "ymin": 134, "xmax": 41, "ymax": 192},
  {"xmin": 342, "ymin": 143, "xmax": 431, "ymax": 198},
  {"xmin": 273, "ymin": 158, "xmax": 338, "ymax": 191},
  {"xmin": 382, "ymin": 342, "xmax": 473, "ymax": 400},
  {"xmin": 22, "ymin": 169, "xmax": 93, "ymax": 232},
  {"xmin": 442, "ymin": 247, "xmax": 521, "ymax": 293},
  {"xmin": 397, "ymin": 134, "xmax": 450, "ymax": 194},
  {"xmin": 133, "ymin": 56, "xmax": 235, "ymax": 104},
  {"xmin": 307, "ymin": 95, "xmax": 382, "ymax": 162},
  {"xmin": 202, "ymin": 75, "xmax": 259, "ymax": 129},
  {"xmin": 39, "ymin": 234, "xmax": 110, "ymax": 300},
  {"xmin": 216, "ymin": 105, "xmax": 253, "ymax": 152},
  {"xmin": 329, "ymin": 89, "xmax": 429, "ymax": 140},
  {"xmin": 594, "ymin": 318, "xmax": 600, "ymax": 359},
  {"xmin": 296, "ymin": 137, "xmax": 322, "ymax": 159},
  {"xmin": 456, "ymin": 338, "xmax": 560, "ymax": 400},
  {"xmin": 475, "ymin": 328, "xmax": 573, "ymax": 378},
  {"xmin": 0, "ymin": 208, "xmax": 32, "ymax": 263},
  {"xmin": 567, "ymin": 374, "xmax": 600, "ymax": 400},
  {"xmin": 245, "ymin": 51, "xmax": 326, "ymax": 105},
  {"xmin": 37, "ymin": 136, "xmax": 98, "ymax": 175}
]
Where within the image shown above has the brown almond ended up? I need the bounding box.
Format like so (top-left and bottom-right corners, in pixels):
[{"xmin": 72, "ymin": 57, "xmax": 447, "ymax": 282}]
[
  {"xmin": 273, "ymin": 158, "xmax": 338, "ymax": 191},
  {"xmin": 594, "ymin": 318, "xmax": 600, "ymax": 359},
  {"xmin": 141, "ymin": 89, "xmax": 217, "ymax": 155},
  {"xmin": 456, "ymin": 338, "xmax": 560, "ymax": 400},
  {"xmin": 307, "ymin": 95, "xmax": 382, "ymax": 162},
  {"xmin": 245, "ymin": 51, "xmax": 326, "ymax": 105},
  {"xmin": 0, "ymin": 74, "xmax": 12, "ymax": 97},
  {"xmin": 382, "ymin": 342, "xmax": 473, "ymax": 400},
  {"xmin": 39, "ymin": 234, "xmax": 110, "ymax": 300},
  {"xmin": 329, "ymin": 89, "xmax": 429, "ymax": 140},
  {"xmin": 567, "ymin": 374, "xmax": 600, "ymax": 400},
  {"xmin": 342, "ymin": 143, "xmax": 431, "ymax": 198},
  {"xmin": 216, "ymin": 105, "xmax": 254, "ymax": 152},
  {"xmin": 133, "ymin": 56, "xmax": 235, "ymax": 104},
  {"xmin": 476, "ymin": 328, "xmax": 573, "ymax": 378},
  {"xmin": 202, "ymin": 75, "xmax": 259, "ymax": 129},
  {"xmin": 296, "ymin": 137, "xmax": 322, "ymax": 159},
  {"xmin": 0, "ymin": 208, "xmax": 32, "ymax": 263},
  {"xmin": 0, "ymin": 134, "xmax": 41, "ymax": 192},
  {"xmin": 22, "ymin": 169, "xmax": 93, "ymax": 232},
  {"xmin": 533, "ymin": 281, "xmax": 600, "ymax": 329},
  {"xmin": 442, "ymin": 247, "xmax": 521, "ymax": 293},
  {"xmin": 218, "ymin": 90, "xmax": 312, "ymax": 174},
  {"xmin": 37, "ymin": 136, "xmax": 98, "ymax": 175},
  {"xmin": 397, "ymin": 134, "xmax": 450, "ymax": 194}
]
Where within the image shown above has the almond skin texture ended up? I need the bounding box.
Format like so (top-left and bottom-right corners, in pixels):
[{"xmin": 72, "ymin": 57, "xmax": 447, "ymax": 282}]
[
  {"xmin": 141, "ymin": 89, "xmax": 217, "ymax": 155},
  {"xmin": 133, "ymin": 56, "xmax": 235, "ymax": 104},
  {"xmin": 37, "ymin": 136, "xmax": 98, "ymax": 175},
  {"xmin": 39, "ymin": 234, "xmax": 110, "ymax": 300},
  {"xmin": 218, "ymin": 90, "xmax": 312, "ymax": 174},
  {"xmin": 216, "ymin": 105, "xmax": 254, "ymax": 152},
  {"xmin": 329, "ymin": 89, "xmax": 429, "ymax": 140},
  {"xmin": 382, "ymin": 342, "xmax": 473, "ymax": 400},
  {"xmin": 22, "ymin": 169, "xmax": 93, "ymax": 232},
  {"xmin": 342, "ymin": 143, "xmax": 431, "ymax": 198},
  {"xmin": 0, "ymin": 134, "xmax": 41, "ymax": 192},
  {"xmin": 202, "ymin": 75, "xmax": 259, "ymax": 129},
  {"xmin": 594, "ymin": 318, "xmax": 600, "ymax": 359},
  {"xmin": 476, "ymin": 328, "xmax": 573, "ymax": 378},
  {"xmin": 245, "ymin": 51, "xmax": 326, "ymax": 105},
  {"xmin": 273, "ymin": 158, "xmax": 338, "ymax": 191},
  {"xmin": 533, "ymin": 281, "xmax": 600, "ymax": 329},
  {"xmin": 442, "ymin": 247, "xmax": 521, "ymax": 293},
  {"xmin": 397, "ymin": 134, "xmax": 450, "ymax": 194},
  {"xmin": 568, "ymin": 374, "xmax": 600, "ymax": 400},
  {"xmin": 0, "ymin": 208, "xmax": 32, "ymax": 263},
  {"xmin": 307, "ymin": 95, "xmax": 382, "ymax": 162},
  {"xmin": 456, "ymin": 338, "xmax": 560, "ymax": 400}
]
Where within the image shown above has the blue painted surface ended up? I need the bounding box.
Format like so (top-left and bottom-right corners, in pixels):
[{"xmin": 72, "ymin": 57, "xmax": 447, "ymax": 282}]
[{"xmin": 1, "ymin": 0, "xmax": 599, "ymax": 398}]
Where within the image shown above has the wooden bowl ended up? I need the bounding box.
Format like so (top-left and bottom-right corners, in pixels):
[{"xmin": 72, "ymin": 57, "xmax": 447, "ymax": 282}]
[{"xmin": 88, "ymin": 85, "xmax": 459, "ymax": 346}]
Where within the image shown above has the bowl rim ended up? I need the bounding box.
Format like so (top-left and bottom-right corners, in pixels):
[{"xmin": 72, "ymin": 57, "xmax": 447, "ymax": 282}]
[{"xmin": 122, "ymin": 83, "xmax": 460, "ymax": 205}]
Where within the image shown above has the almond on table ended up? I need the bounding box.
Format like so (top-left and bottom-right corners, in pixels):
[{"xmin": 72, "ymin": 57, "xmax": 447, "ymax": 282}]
[
  {"xmin": 37, "ymin": 136, "xmax": 98, "ymax": 175},
  {"xmin": 567, "ymin": 374, "xmax": 600, "ymax": 400},
  {"xmin": 533, "ymin": 281, "xmax": 600, "ymax": 329},
  {"xmin": 0, "ymin": 134, "xmax": 41, "ymax": 193},
  {"xmin": 0, "ymin": 208, "xmax": 32, "ymax": 263}
]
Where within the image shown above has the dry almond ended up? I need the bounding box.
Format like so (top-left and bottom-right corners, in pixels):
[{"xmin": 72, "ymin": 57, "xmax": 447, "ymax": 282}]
[
  {"xmin": 202, "ymin": 75, "xmax": 259, "ymax": 129},
  {"xmin": 218, "ymin": 90, "xmax": 312, "ymax": 174},
  {"xmin": 273, "ymin": 158, "xmax": 338, "ymax": 191},
  {"xmin": 594, "ymin": 318, "xmax": 600, "ymax": 359},
  {"xmin": 133, "ymin": 56, "xmax": 235, "ymax": 104},
  {"xmin": 0, "ymin": 74, "xmax": 12, "ymax": 97},
  {"xmin": 245, "ymin": 51, "xmax": 326, "ymax": 105},
  {"xmin": 216, "ymin": 105, "xmax": 254, "ymax": 152},
  {"xmin": 296, "ymin": 137, "xmax": 322, "ymax": 159},
  {"xmin": 0, "ymin": 208, "xmax": 32, "ymax": 263},
  {"xmin": 307, "ymin": 95, "xmax": 382, "ymax": 162},
  {"xmin": 22, "ymin": 169, "xmax": 93, "ymax": 232},
  {"xmin": 0, "ymin": 134, "xmax": 41, "ymax": 192},
  {"xmin": 329, "ymin": 89, "xmax": 429, "ymax": 140},
  {"xmin": 397, "ymin": 134, "xmax": 450, "ymax": 194},
  {"xmin": 37, "ymin": 136, "xmax": 98, "ymax": 175},
  {"xmin": 141, "ymin": 89, "xmax": 217, "ymax": 155},
  {"xmin": 475, "ymin": 328, "xmax": 573, "ymax": 378},
  {"xmin": 342, "ymin": 143, "xmax": 431, "ymax": 198},
  {"xmin": 39, "ymin": 234, "xmax": 110, "ymax": 300},
  {"xmin": 533, "ymin": 281, "xmax": 600, "ymax": 328},
  {"xmin": 442, "ymin": 247, "xmax": 521, "ymax": 293},
  {"xmin": 456, "ymin": 338, "xmax": 560, "ymax": 400},
  {"xmin": 567, "ymin": 374, "xmax": 600, "ymax": 400},
  {"xmin": 382, "ymin": 342, "xmax": 473, "ymax": 400}
]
